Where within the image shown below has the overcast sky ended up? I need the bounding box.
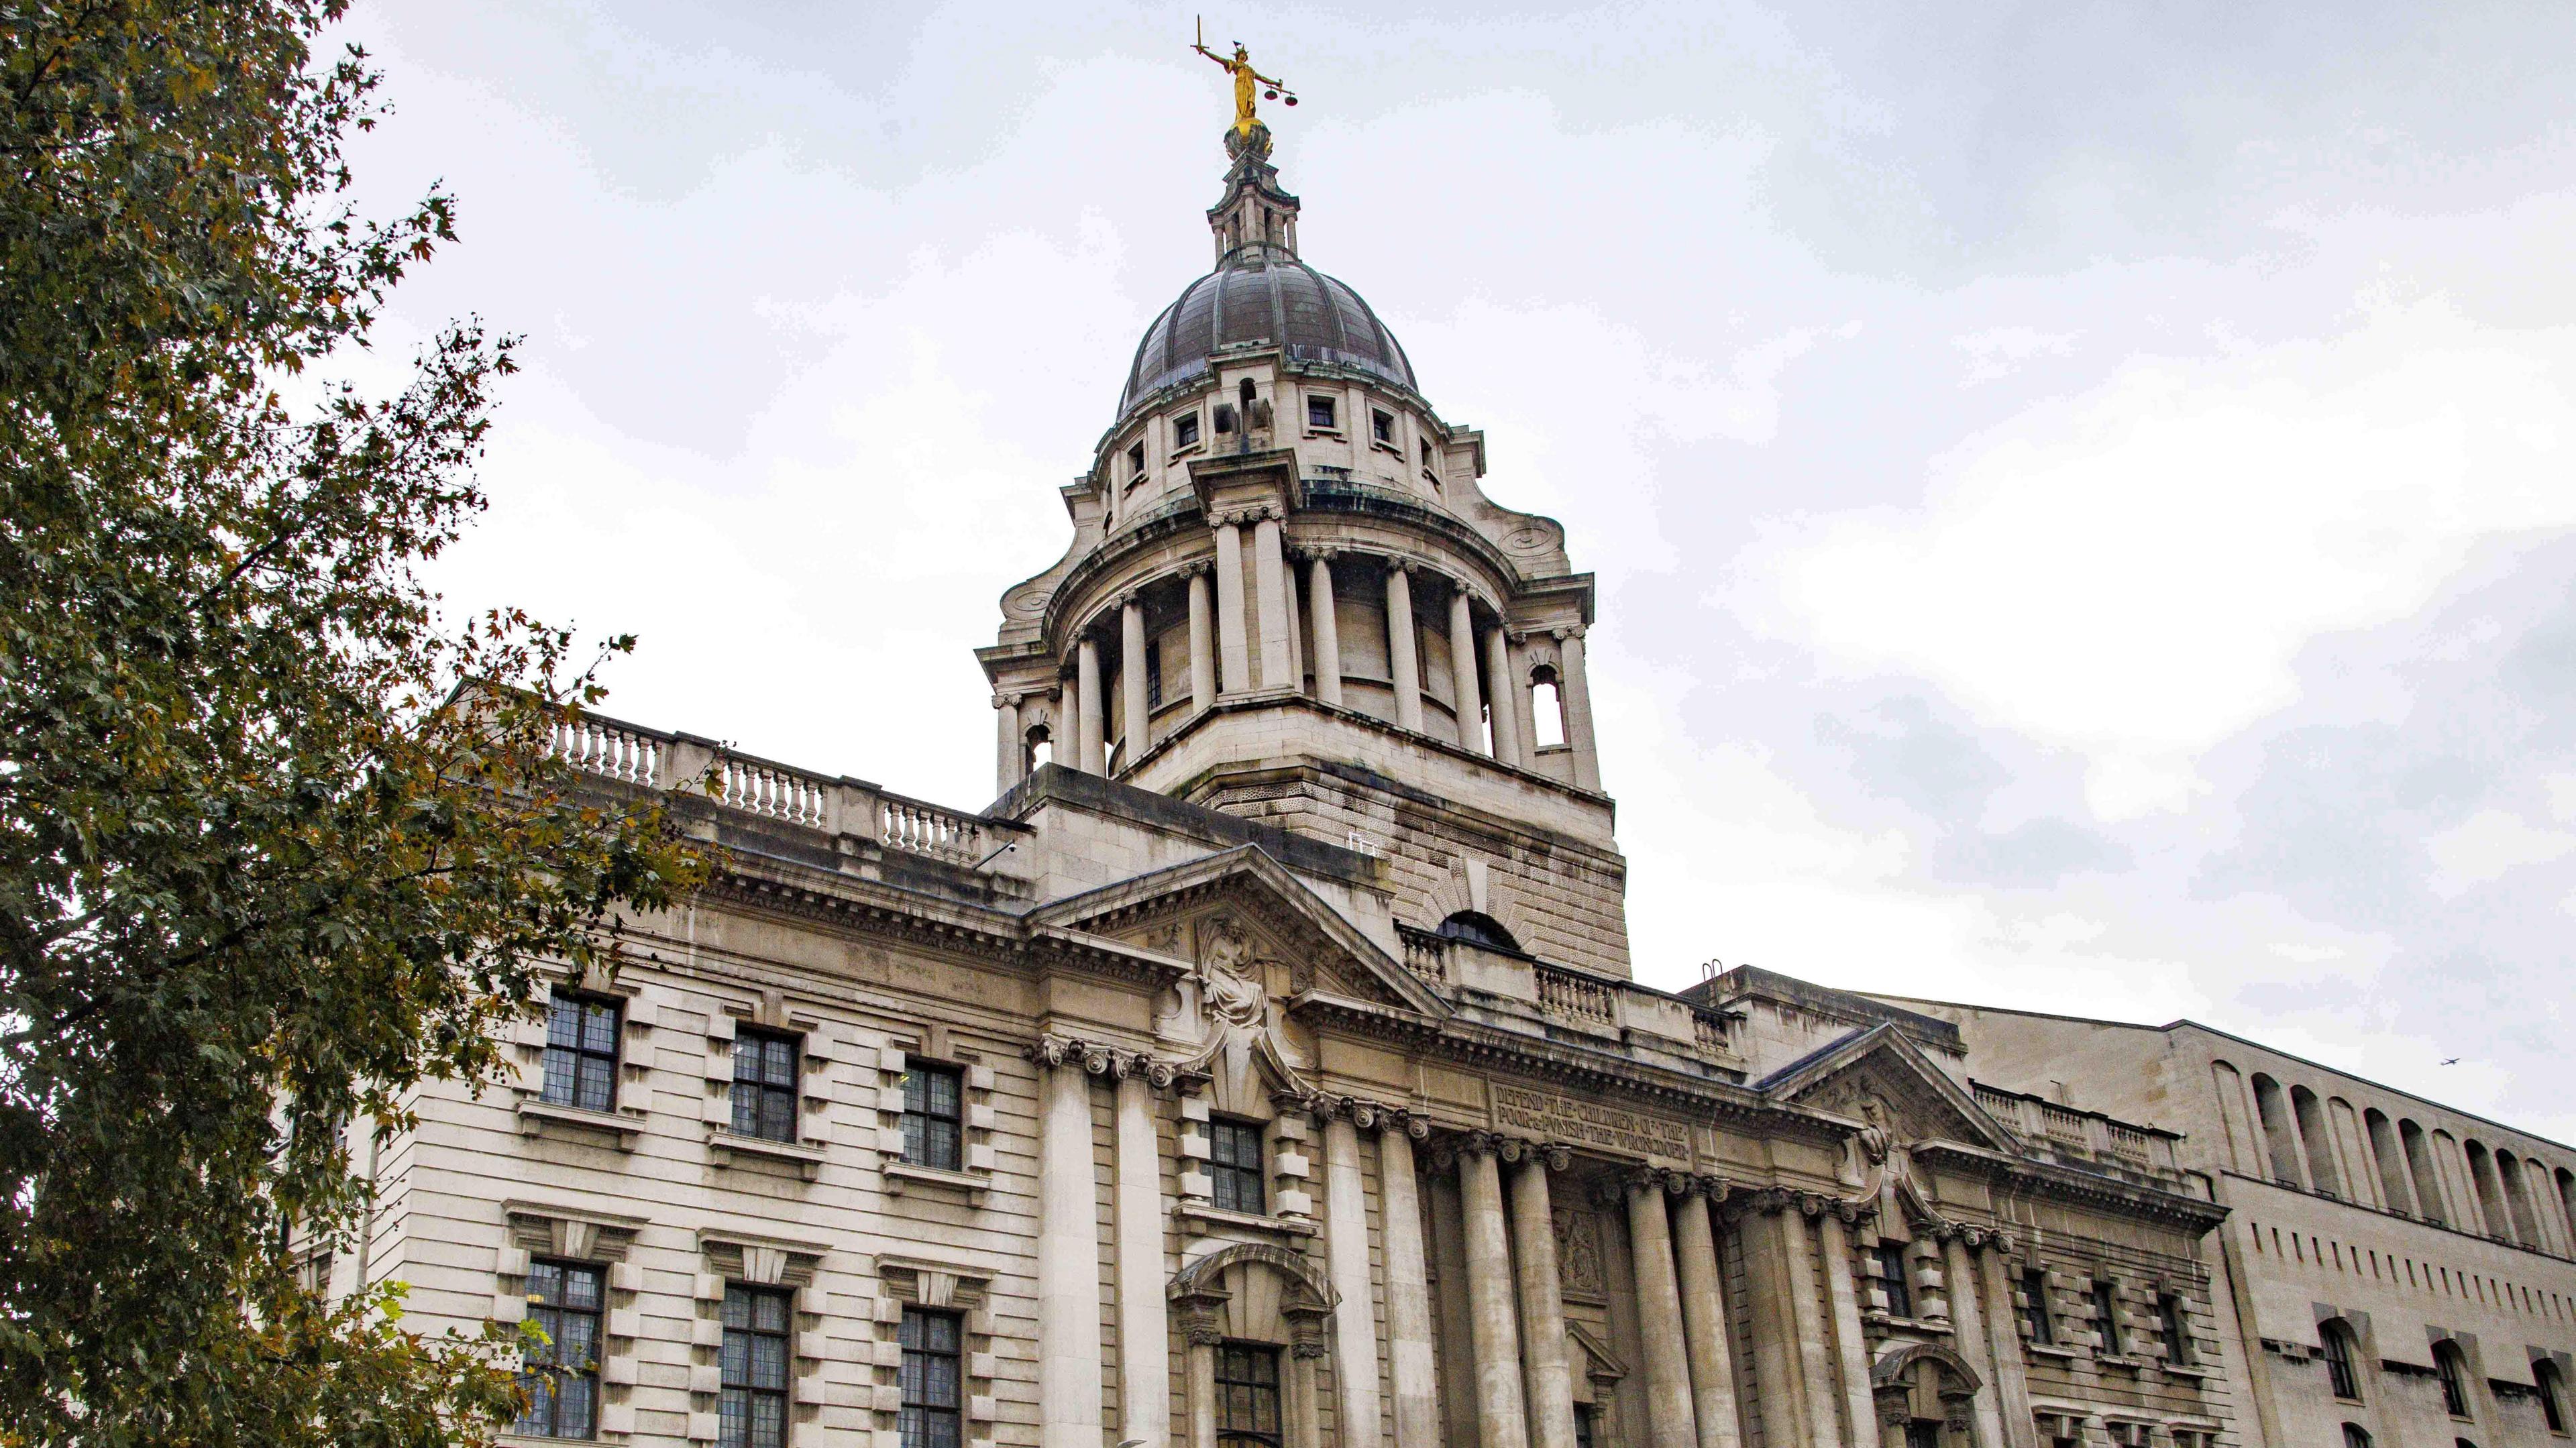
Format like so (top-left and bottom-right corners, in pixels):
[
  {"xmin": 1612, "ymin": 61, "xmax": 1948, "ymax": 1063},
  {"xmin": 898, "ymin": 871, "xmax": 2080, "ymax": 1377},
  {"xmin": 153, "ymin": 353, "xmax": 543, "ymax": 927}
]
[{"xmin": 342, "ymin": 1, "xmax": 2576, "ymax": 1138}]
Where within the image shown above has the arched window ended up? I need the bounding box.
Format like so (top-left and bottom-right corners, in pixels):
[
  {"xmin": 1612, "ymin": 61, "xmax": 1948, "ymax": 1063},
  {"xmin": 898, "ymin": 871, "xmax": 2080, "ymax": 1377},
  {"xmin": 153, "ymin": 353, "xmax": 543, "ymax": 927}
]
[
  {"xmin": 1214, "ymin": 1341, "xmax": 1283, "ymax": 1447},
  {"xmin": 2538, "ymin": 1358, "xmax": 2569, "ymax": 1436},
  {"xmin": 2342, "ymin": 1426, "xmax": 2371, "ymax": 1448},
  {"xmin": 2436, "ymin": 1341, "xmax": 2475, "ymax": 1420},
  {"xmin": 1024, "ymin": 723, "xmax": 1053, "ymax": 771},
  {"xmin": 2320, "ymin": 1318, "xmax": 2362, "ymax": 1401},
  {"xmin": 1436, "ymin": 911, "xmax": 1521, "ymax": 954},
  {"xmin": 1529, "ymin": 665, "xmax": 1566, "ymax": 749}
]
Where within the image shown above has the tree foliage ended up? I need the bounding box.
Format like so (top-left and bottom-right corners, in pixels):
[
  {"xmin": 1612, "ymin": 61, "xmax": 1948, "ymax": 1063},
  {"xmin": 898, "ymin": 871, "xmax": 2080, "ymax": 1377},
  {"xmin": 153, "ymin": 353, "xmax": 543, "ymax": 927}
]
[{"xmin": 0, "ymin": 3, "xmax": 704, "ymax": 1441}]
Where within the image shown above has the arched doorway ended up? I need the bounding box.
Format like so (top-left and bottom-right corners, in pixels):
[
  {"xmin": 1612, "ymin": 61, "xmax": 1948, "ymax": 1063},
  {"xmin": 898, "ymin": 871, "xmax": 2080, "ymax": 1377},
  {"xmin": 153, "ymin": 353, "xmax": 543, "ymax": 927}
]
[{"xmin": 1872, "ymin": 1342, "xmax": 1985, "ymax": 1447}]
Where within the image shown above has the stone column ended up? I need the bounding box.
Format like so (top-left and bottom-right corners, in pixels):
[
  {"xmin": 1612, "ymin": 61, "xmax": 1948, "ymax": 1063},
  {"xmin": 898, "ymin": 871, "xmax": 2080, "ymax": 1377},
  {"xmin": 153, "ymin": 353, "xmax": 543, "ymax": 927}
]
[
  {"xmin": 995, "ymin": 693, "xmax": 1024, "ymax": 792},
  {"xmin": 1778, "ymin": 1203, "xmax": 1839, "ymax": 1448},
  {"xmin": 1448, "ymin": 587, "xmax": 1486, "ymax": 755},
  {"xmin": 1324, "ymin": 1113, "xmax": 1386, "ymax": 1448},
  {"xmin": 1485, "ymin": 626, "xmax": 1523, "ymax": 767},
  {"xmin": 1036, "ymin": 1048, "xmax": 1104, "ymax": 1448},
  {"xmin": 1386, "ymin": 562, "xmax": 1424, "ymax": 732},
  {"xmin": 1557, "ymin": 626, "xmax": 1601, "ymax": 789},
  {"xmin": 1075, "ymin": 636, "xmax": 1106, "ymax": 776},
  {"xmin": 1120, "ymin": 596, "xmax": 1150, "ymax": 768},
  {"xmin": 1308, "ymin": 551, "xmax": 1344, "ymax": 708},
  {"xmin": 1815, "ymin": 1209, "xmax": 1881, "ymax": 1448},
  {"xmin": 1380, "ymin": 1121, "xmax": 1440, "ymax": 1448},
  {"xmin": 1627, "ymin": 1177, "xmax": 1703, "ymax": 1448},
  {"xmin": 1187, "ymin": 567, "xmax": 1216, "ymax": 713},
  {"xmin": 1214, "ymin": 518, "xmax": 1249, "ymax": 696},
  {"xmin": 1252, "ymin": 511, "xmax": 1291, "ymax": 692},
  {"xmin": 1509, "ymin": 1148, "xmax": 1578, "ymax": 1448},
  {"xmin": 1739, "ymin": 1205, "xmax": 1809, "ymax": 1448},
  {"xmin": 1114, "ymin": 1069, "xmax": 1169, "ymax": 1448},
  {"xmin": 1458, "ymin": 1141, "xmax": 1532, "ymax": 1448},
  {"xmin": 1976, "ymin": 1240, "xmax": 2039, "ymax": 1448},
  {"xmin": 1181, "ymin": 1315, "xmax": 1220, "ymax": 1448},
  {"xmin": 1507, "ymin": 633, "xmax": 1540, "ymax": 762},
  {"xmin": 1670, "ymin": 1189, "xmax": 1743, "ymax": 1448},
  {"xmin": 1943, "ymin": 1232, "xmax": 2006, "ymax": 1448},
  {"xmin": 1287, "ymin": 1317, "xmax": 1328, "ymax": 1448}
]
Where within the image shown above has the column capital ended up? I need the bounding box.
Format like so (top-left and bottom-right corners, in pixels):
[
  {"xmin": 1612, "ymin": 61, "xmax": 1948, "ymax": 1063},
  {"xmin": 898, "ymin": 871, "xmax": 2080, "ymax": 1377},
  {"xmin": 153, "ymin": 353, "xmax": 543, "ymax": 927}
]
[
  {"xmin": 1553, "ymin": 624, "xmax": 1587, "ymax": 641},
  {"xmin": 993, "ymin": 691, "xmax": 1022, "ymax": 710},
  {"xmin": 1116, "ymin": 590, "xmax": 1142, "ymax": 610},
  {"xmin": 1387, "ymin": 555, "xmax": 1418, "ymax": 575}
]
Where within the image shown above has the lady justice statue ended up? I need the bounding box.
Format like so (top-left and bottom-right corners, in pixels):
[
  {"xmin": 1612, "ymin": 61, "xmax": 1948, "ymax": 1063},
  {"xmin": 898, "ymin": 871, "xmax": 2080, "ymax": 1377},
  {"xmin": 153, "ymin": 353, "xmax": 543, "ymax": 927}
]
[{"xmin": 1193, "ymin": 19, "xmax": 1296, "ymax": 159}]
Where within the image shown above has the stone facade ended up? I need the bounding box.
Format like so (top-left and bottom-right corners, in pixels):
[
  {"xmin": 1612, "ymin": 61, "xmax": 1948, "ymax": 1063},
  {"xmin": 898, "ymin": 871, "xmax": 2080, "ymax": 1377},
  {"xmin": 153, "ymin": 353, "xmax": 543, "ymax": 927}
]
[{"xmin": 335, "ymin": 117, "xmax": 2559, "ymax": 1448}]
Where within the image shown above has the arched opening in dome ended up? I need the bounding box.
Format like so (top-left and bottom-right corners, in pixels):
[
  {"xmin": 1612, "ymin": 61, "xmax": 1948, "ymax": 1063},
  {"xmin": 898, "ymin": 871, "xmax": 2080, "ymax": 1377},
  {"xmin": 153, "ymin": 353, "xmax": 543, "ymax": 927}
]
[{"xmin": 1436, "ymin": 911, "xmax": 1520, "ymax": 954}]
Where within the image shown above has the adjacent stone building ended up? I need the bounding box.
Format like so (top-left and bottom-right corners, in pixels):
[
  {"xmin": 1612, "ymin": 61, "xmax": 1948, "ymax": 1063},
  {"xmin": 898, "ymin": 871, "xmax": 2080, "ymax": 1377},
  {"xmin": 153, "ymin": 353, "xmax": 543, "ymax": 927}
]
[{"xmin": 343, "ymin": 113, "xmax": 2565, "ymax": 1448}]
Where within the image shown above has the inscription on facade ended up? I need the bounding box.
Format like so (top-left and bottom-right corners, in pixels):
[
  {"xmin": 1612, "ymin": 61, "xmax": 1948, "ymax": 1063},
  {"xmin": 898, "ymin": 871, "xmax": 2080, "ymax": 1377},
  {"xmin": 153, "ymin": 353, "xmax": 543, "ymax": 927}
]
[{"xmin": 1493, "ymin": 1085, "xmax": 1692, "ymax": 1160}]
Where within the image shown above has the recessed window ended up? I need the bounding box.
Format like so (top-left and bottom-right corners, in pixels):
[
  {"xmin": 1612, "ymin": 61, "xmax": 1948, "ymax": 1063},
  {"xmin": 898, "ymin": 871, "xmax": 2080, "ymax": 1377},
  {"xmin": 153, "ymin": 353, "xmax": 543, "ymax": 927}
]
[
  {"xmin": 1209, "ymin": 1118, "xmax": 1265, "ymax": 1215},
  {"xmin": 900, "ymin": 1308, "xmax": 964, "ymax": 1448},
  {"xmin": 1573, "ymin": 1404, "xmax": 1597, "ymax": 1448},
  {"xmin": 1145, "ymin": 639, "xmax": 1165, "ymax": 713},
  {"xmin": 2022, "ymin": 1268, "xmax": 2055, "ymax": 1345},
  {"xmin": 543, "ymin": 993, "xmax": 621, "ymax": 1112},
  {"xmin": 1126, "ymin": 441, "xmax": 1146, "ymax": 478},
  {"xmin": 1173, "ymin": 412, "xmax": 1200, "ymax": 449},
  {"xmin": 731, "ymin": 1029, "xmax": 800, "ymax": 1143},
  {"xmin": 2320, "ymin": 1318, "xmax": 2359, "ymax": 1400},
  {"xmin": 1308, "ymin": 394, "xmax": 1337, "ymax": 430},
  {"xmin": 2343, "ymin": 1427, "xmax": 2373, "ymax": 1448},
  {"xmin": 720, "ymin": 1284, "xmax": 793, "ymax": 1448},
  {"xmin": 1216, "ymin": 1341, "xmax": 1283, "ymax": 1447},
  {"xmin": 2090, "ymin": 1279, "xmax": 2123, "ymax": 1356},
  {"xmin": 2539, "ymin": 1359, "xmax": 2569, "ymax": 1435},
  {"xmin": 1418, "ymin": 437, "xmax": 1434, "ymax": 469},
  {"xmin": 2159, "ymin": 1292, "xmax": 2195, "ymax": 1367},
  {"xmin": 2438, "ymin": 1342, "xmax": 2474, "ymax": 1419},
  {"xmin": 903, "ymin": 1063, "xmax": 965, "ymax": 1172},
  {"xmin": 517, "ymin": 1259, "xmax": 604, "ymax": 1439},
  {"xmin": 1371, "ymin": 408, "xmax": 1394, "ymax": 445},
  {"xmin": 1874, "ymin": 1243, "xmax": 1912, "ymax": 1318},
  {"xmin": 1214, "ymin": 402, "xmax": 1238, "ymax": 435}
]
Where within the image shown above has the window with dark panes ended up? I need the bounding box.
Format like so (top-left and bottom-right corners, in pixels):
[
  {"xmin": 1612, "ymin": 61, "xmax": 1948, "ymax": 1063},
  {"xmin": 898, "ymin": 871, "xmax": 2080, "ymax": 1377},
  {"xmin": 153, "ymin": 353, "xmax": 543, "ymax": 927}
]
[
  {"xmin": 2438, "ymin": 1342, "xmax": 2473, "ymax": 1418},
  {"xmin": 2090, "ymin": 1279, "xmax": 2123, "ymax": 1355},
  {"xmin": 1572, "ymin": 1404, "xmax": 1596, "ymax": 1448},
  {"xmin": 731, "ymin": 1029, "xmax": 801, "ymax": 1143},
  {"xmin": 2159, "ymin": 1292, "xmax": 2195, "ymax": 1366},
  {"xmin": 1308, "ymin": 394, "xmax": 1336, "ymax": 430},
  {"xmin": 903, "ymin": 1064, "xmax": 964, "ymax": 1171},
  {"xmin": 1371, "ymin": 408, "xmax": 1394, "ymax": 445},
  {"xmin": 1216, "ymin": 1342, "xmax": 1283, "ymax": 1447},
  {"xmin": 1127, "ymin": 441, "xmax": 1146, "ymax": 478},
  {"xmin": 720, "ymin": 1284, "xmax": 793, "ymax": 1448},
  {"xmin": 1209, "ymin": 1118, "xmax": 1265, "ymax": 1215},
  {"xmin": 1173, "ymin": 412, "xmax": 1200, "ymax": 449},
  {"xmin": 2022, "ymin": 1268, "xmax": 2055, "ymax": 1345},
  {"xmin": 2320, "ymin": 1319, "xmax": 2360, "ymax": 1398},
  {"xmin": 543, "ymin": 994, "xmax": 621, "ymax": 1111},
  {"xmin": 899, "ymin": 1308, "xmax": 963, "ymax": 1448},
  {"xmin": 1146, "ymin": 641, "xmax": 1165, "ymax": 713},
  {"xmin": 517, "ymin": 1260, "xmax": 604, "ymax": 1439},
  {"xmin": 1874, "ymin": 1243, "xmax": 1912, "ymax": 1318},
  {"xmin": 2540, "ymin": 1359, "xmax": 2569, "ymax": 1435}
]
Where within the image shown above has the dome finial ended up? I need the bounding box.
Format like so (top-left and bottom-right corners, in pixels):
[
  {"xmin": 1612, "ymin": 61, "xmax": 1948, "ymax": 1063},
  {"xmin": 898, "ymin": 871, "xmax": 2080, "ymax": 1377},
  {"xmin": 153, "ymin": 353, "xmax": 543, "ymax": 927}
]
[{"xmin": 1191, "ymin": 17, "xmax": 1296, "ymax": 145}]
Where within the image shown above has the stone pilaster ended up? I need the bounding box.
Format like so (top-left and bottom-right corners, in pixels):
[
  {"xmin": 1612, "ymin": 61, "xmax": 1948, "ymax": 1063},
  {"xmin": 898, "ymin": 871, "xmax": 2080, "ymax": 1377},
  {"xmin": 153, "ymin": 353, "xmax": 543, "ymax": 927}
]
[
  {"xmin": 1456, "ymin": 1137, "xmax": 1531, "ymax": 1448},
  {"xmin": 1253, "ymin": 510, "xmax": 1291, "ymax": 691},
  {"xmin": 1379, "ymin": 1119, "xmax": 1438, "ymax": 1448},
  {"xmin": 1670, "ymin": 1186, "xmax": 1743, "ymax": 1448},
  {"xmin": 1557, "ymin": 625, "xmax": 1600, "ymax": 789},
  {"xmin": 1323, "ymin": 1110, "xmax": 1385, "ymax": 1448},
  {"xmin": 1511, "ymin": 1145, "xmax": 1578, "ymax": 1448},
  {"xmin": 1815, "ymin": 1205, "xmax": 1880, "ymax": 1448},
  {"xmin": 1940, "ymin": 1231, "xmax": 2006, "ymax": 1448},
  {"xmin": 1625, "ymin": 1173, "xmax": 1702, "ymax": 1448},
  {"xmin": 1213, "ymin": 517, "xmax": 1249, "ymax": 695},
  {"xmin": 1485, "ymin": 625, "xmax": 1523, "ymax": 767},
  {"xmin": 994, "ymin": 692, "xmax": 1024, "ymax": 792},
  {"xmin": 1113, "ymin": 1066, "xmax": 1169, "ymax": 1448},
  {"xmin": 1779, "ymin": 1199, "xmax": 1839, "ymax": 1448},
  {"xmin": 1032, "ymin": 1040, "xmax": 1104, "ymax": 1448}
]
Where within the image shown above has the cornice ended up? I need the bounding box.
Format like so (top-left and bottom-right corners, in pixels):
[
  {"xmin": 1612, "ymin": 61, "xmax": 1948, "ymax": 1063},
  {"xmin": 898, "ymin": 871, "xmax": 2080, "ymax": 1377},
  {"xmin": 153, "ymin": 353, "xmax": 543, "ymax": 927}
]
[{"xmin": 1915, "ymin": 1141, "xmax": 2229, "ymax": 1233}]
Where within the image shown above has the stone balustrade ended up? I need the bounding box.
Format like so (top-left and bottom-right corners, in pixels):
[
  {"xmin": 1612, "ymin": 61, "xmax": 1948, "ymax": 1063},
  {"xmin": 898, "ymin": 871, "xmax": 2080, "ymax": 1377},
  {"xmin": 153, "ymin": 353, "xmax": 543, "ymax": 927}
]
[
  {"xmin": 1973, "ymin": 1080, "xmax": 2182, "ymax": 1179},
  {"xmin": 543, "ymin": 708, "xmax": 1018, "ymax": 873},
  {"xmin": 1536, "ymin": 965, "xmax": 1617, "ymax": 1028}
]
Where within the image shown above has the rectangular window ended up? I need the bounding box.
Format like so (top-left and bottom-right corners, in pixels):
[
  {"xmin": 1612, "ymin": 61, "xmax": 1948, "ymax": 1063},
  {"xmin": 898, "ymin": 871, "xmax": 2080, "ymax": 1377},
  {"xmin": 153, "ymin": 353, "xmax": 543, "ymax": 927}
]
[
  {"xmin": 1209, "ymin": 1118, "xmax": 1265, "ymax": 1215},
  {"xmin": 902, "ymin": 1064, "xmax": 964, "ymax": 1171},
  {"xmin": 720, "ymin": 1284, "xmax": 793, "ymax": 1448},
  {"xmin": 1145, "ymin": 639, "xmax": 1165, "ymax": 713},
  {"xmin": 1173, "ymin": 412, "xmax": 1200, "ymax": 449},
  {"xmin": 1127, "ymin": 441, "xmax": 1146, "ymax": 478},
  {"xmin": 1874, "ymin": 1243, "xmax": 1913, "ymax": 1318},
  {"xmin": 2091, "ymin": 1279, "xmax": 2123, "ymax": 1356},
  {"xmin": 899, "ymin": 1308, "xmax": 964, "ymax": 1448},
  {"xmin": 1572, "ymin": 1405, "xmax": 1595, "ymax": 1448},
  {"xmin": 1371, "ymin": 408, "xmax": 1394, "ymax": 445},
  {"xmin": 2158, "ymin": 1292, "xmax": 2194, "ymax": 1366},
  {"xmin": 1904, "ymin": 1425, "xmax": 1941, "ymax": 1448},
  {"xmin": 2022, "ymin": 1268, "xmax": 2055, "ymax": 1345},
  {"xmin": 1418, "ymin": 437, "xmax": 1434, "ymax": 469},
  {"xmin": 517, "ymin": 1259, "xmax": 604, "ymax": 1439},
  {"xmin": 543, "ymin": 993, "xmax": 621, "ymax": 1112},
  {"xmin": 1216, "ymin": 1341, "xmax": 1283, "ymax": 1446},
  {"xmin": 1307, "ymin": 394, "xmax": 1337, "ymax": 430},
  {"xmin": 731, "ymin": 1029, "xmax": 801, "ymax": 1143}
]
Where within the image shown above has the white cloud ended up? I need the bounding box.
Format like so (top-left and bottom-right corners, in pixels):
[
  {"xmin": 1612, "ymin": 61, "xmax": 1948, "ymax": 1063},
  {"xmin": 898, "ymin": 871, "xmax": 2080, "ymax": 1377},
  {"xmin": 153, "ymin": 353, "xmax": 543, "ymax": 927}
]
[
  {"xmin": 2424, "ymin": 809, "xmax": 2576, "ymax": 899},
  {"xmin": 1747, "ymin": 296, "xmax": 2576, "ymax": 810}
]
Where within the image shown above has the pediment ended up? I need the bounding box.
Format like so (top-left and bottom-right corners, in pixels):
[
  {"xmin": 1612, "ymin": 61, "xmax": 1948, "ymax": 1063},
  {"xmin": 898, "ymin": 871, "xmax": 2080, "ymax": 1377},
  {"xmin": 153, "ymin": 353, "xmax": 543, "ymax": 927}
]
[
  {"xmin": 1758, "ymin": 1023, "xmax": 2015, "ymax": 1157},
  {"xmin": 1028, "ymin": 845, "xmax": 1448, "ymax": 1021}
]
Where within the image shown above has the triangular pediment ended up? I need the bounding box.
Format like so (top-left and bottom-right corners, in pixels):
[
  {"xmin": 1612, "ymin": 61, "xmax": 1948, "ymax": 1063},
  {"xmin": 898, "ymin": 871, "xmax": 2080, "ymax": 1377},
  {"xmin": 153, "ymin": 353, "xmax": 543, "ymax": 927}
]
[
  {"xmin": 1027, "ymin": 844, "xmax": 1449, "ymax": 1022},
  {"xmin": 1757, "ymin": 1022, "xmax": 2016, "ymax": 1156}
]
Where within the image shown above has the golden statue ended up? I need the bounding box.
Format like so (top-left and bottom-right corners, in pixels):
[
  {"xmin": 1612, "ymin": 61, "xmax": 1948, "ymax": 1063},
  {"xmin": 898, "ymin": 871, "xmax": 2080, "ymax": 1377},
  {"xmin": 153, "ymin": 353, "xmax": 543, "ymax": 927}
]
[{"xmin": 1193, "ymin": 19, "xmax": 1295, "ymax": 140}]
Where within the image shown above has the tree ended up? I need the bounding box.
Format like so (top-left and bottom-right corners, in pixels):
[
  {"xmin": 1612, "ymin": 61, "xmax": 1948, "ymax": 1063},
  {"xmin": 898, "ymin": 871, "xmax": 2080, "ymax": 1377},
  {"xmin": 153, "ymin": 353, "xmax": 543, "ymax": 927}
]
[{"xmin": 0, "ymin": 3, "xmax": 704, "ymax": 1442}]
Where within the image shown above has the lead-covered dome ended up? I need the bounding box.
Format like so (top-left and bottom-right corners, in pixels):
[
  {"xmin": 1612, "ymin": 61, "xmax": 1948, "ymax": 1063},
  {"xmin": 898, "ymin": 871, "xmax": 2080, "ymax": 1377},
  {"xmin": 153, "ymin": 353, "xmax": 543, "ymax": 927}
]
[{"xmin": 1117, "ymin": 249, "xmax": 1416, "ymax": 418}]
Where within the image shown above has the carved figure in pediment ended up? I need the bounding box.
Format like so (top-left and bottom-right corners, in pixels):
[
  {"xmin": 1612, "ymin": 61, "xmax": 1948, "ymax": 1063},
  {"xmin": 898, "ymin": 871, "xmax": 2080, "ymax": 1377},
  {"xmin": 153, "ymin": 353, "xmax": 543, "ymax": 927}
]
[{"xmin": 1201, "ymin": 918, "xmax": 1269, "ymax": 1030}]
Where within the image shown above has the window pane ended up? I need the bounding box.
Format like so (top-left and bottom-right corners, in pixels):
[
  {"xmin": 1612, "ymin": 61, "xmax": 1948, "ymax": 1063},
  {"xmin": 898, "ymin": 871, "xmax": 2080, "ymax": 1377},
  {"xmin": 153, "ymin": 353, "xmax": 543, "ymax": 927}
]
[
  {"xmin": 547, "ymin": 997, "xmax": 582, "ymax": 1048},
  {"xmin": 576, "ymin": 1054, "xmax": 614, "ymax": 1111},
  {"xmin": 755, "ymin": 1290, "xmax": 789, "ymax": 1333},
  {"xmin": 580, "ymin": 1001, "xmax": 619, "ymax": 1054},
  {"xmin": 542, "ymin": 1048, "xmax": 577, "ymax": 1107}
]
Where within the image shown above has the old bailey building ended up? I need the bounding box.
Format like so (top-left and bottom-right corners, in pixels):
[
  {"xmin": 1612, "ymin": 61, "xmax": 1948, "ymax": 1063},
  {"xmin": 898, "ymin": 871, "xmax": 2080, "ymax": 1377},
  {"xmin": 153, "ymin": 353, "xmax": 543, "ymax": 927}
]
[{"xmin": 355, "ymin": 81, "xmax": 2576, "ymax": 1448}]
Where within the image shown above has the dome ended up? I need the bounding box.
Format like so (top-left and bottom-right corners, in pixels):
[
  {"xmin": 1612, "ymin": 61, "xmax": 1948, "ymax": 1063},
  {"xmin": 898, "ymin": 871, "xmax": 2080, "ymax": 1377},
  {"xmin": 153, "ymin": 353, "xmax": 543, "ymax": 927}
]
[{"xmin": 1117, "ymin": 249, "xmax": 1416, "ymax": 418}]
